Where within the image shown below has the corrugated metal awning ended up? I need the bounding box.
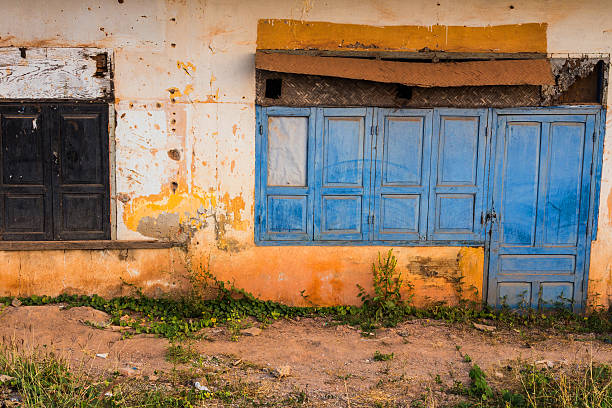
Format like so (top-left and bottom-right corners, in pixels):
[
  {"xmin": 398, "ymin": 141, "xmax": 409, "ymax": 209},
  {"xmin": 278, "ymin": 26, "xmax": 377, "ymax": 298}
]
[{"xmin": 255, "ymin": 52, "xmax": 555, "ymax": 87}]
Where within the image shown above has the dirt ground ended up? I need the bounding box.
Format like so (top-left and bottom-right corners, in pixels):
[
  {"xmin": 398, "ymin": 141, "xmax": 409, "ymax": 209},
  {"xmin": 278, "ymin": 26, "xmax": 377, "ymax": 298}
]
[{"xmin": 0, "ymin": 305, "xmax": 611, "ymax": 406}]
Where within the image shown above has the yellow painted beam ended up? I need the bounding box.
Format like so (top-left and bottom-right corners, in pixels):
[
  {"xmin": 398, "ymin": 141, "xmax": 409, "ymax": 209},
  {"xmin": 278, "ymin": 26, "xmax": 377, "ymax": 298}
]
[{"xmin": 257, "ymin": 19, "xmax": 547, "ymax": 53}]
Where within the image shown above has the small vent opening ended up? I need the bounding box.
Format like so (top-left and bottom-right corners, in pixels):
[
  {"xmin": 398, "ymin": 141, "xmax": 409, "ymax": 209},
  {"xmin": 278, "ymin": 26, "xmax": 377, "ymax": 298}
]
[
  {"xmin": 265, "ymin": 78, "xmax": 282, "ymax": 99},
  {"xmin": 397, "ymin": 85, "xmax": 413, "ymax": 100}
]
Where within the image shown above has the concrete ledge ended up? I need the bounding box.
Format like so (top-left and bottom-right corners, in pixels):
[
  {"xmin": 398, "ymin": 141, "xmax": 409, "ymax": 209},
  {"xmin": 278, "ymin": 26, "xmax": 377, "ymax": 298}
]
[{"xmin": 0, "ymin": 240, "xmax": 184, "ymax": 251}]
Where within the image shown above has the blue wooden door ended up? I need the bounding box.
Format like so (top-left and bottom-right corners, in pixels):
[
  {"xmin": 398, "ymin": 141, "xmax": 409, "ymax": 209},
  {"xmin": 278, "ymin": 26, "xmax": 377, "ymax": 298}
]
[
  {"xmin": 373, "ymin": 109, "xmax": 432, "ymax": 241},
  {"xmin": 314, "ymin": 108, "xmax": 373, "ymax": 241},
  {"xmin": 488, "ymin": 112, "xmax": 595, "ymax": 311}
]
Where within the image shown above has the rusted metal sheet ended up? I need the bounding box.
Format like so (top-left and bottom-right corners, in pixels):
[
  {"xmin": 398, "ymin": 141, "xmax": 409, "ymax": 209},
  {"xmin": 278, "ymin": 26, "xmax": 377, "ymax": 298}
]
[
  {"xmin": 0, "ymin": 47, "xmax": 112, "ymax": 100},
  {"xmin": 255, "ymin": 52, "xmax": 555, "ymax": 87}
]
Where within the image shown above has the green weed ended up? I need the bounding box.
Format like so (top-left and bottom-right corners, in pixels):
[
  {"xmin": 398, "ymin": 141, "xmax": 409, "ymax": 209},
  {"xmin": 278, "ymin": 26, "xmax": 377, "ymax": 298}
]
[
  {"xmin": 373, "ymin": 351, "xmax": 394, "ymax": 361},
  {"xmin": 165, "ymin": 343, "xmax": 198, "ymax": 365},
  {"xmin": 468, "ymin": 364, "xmax": 493, "ymax": 400},
  {"xmin": 356, "ymin": 249, "xmax": 413, "ymax": 328}
]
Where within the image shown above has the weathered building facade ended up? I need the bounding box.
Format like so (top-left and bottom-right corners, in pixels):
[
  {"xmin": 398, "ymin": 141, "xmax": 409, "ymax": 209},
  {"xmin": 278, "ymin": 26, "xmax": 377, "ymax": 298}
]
[{"xmin": 0, "ymin": 0, "xmax": 610, "ymax": 310}]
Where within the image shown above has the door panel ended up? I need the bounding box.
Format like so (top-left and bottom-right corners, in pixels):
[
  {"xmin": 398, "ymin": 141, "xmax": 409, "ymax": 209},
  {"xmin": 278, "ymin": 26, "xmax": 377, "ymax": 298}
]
[
  {"xmin": 488, "ymin": 113, "xmax": 595, "ymax": 311},
  {"xmin": 541, "ymin": 122, "xmax": 586, "ymax": 246},
  {"xmin": 60, "ymin": 114, "xmax": 103, "ymax": 184},
  {"xmin": 5, "ymin": 195, "xmax": 46, "ymax": 231},
  {"xmin": 428, "ymin": 109, "xmax": 487, "ymax": 242},
  {"xmin": 0, "ymin": 106, "xmax": 52, "ymax": 240},
  {"xmin": 500, "ymin": 121, "xmax": 541, "ymax": 246},
  {"xmin": 315, "ymin": 108, "xmax": 372, "ymax": 241},
  {"xmin": 373, "ymin": 109, "xmax": 432, "ymax": 241}
]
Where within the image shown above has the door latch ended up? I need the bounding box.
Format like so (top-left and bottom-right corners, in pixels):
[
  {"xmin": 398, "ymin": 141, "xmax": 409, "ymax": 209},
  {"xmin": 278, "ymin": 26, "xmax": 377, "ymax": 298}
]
[{"xmin": 484, "ymin": 210, "xmax": 497, "ymax": 223}]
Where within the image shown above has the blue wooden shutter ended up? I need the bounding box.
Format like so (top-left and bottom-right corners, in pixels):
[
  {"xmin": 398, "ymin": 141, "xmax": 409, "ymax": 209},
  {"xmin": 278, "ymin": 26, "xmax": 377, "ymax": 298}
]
[
  {"xmin": 427, "ymin": 109, "xmax": 488, "ymax": 242},
  {"xmin": 314, "ymin": 108, "xmax": 372, "ymax": 241},
  {"xmin": 258, "ymin": 107, "xmax": 315, "ymax": 241},
  {"xmin": 372, "ymin": 109, "xmax": 432, "ymax": 241}
]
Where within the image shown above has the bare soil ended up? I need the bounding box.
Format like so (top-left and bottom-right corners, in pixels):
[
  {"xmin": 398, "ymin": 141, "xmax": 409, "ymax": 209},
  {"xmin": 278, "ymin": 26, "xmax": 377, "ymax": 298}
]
[{"xmin": 0, "ymin": 305, "xmax": 610, "ymax": 406}]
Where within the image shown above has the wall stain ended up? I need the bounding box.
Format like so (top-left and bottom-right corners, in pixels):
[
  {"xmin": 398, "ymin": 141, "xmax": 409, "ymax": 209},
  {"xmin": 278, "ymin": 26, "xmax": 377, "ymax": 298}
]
[
  {"xmin": 123, "ymin": 183, "xmax": 247, "ymax": 243},
  {"xmin": 406, "ymin": 247, "xmax": 483, "ymax": 302},
  {"xmin": 177, "ymin": 60, "xmax": 196, "ymax": 76}
]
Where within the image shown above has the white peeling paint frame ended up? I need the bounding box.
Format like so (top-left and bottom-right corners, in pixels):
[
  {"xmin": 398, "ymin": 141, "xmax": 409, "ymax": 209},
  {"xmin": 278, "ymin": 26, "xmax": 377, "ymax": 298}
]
[
  {"xmin": 109, "ymin": 105, "xmax": 118, "ymax": 240},
  {"xmin": 0, "ymin": 47, "xmax": 113, "ymax": 100}
]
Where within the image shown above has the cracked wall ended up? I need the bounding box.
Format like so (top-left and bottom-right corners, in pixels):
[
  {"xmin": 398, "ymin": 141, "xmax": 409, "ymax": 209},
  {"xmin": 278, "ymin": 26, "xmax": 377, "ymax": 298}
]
[{"xmin": 0, "ymin": 0, "xmax": 611, "ymax": 308}]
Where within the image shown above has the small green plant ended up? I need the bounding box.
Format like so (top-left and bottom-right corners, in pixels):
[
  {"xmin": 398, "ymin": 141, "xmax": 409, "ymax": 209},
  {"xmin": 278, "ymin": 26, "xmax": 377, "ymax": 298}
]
[
  {"xmin": 356, "ymin": 249, "xmax": 413, "ymax": 327},
  {"xmin": 225, "ymin": 309, "xmax": 244, "ymax": 341},
  {"xmin": 468, "ymin": 364, "xmax": 493, "ymax": 400},
  {"xmin": 82, "ymin": 320, "xmax": 110, "ymax": 330},
  {"xmin": 373, "ymin": 351, "xmax": 394, "ymax": 361},
  {"xmin": 165, "ymin": 343, "xmax": 198, "ymax": 365},
  {"xmin": 463, "ymin": 354, "xmax": 472, "ymax": 363},
  {"xmin": 501, "ymin": 389, "xmax": 526, "ymax": 406}
]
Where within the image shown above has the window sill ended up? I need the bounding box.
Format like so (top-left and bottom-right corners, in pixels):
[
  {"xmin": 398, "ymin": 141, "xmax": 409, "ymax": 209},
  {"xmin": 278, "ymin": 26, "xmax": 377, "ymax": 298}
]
[
  {"xmin": 255, "ymin": 240, "xmax": 484, "ymax": 247},
  {"xmin": 0, "ymin": 240, "xmax": 185, "ymax": 251}
]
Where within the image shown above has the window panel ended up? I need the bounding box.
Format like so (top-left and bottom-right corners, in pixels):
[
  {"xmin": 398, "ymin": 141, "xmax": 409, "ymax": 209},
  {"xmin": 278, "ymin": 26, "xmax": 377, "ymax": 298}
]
[
  {"xmin": 0, "ymin": 106, "xmax": 52, "ymax": 240},
  {"xmin": 259, "ymin": 108, "xmax": 315, "ymax": 241},
  {"xmin": 267, "ymin": 116, "xmax": 308, "ymax": 187},
  {"xmin": 266, "ymin": 195, "xmax": 308, "ymax": 234},
  {"xmin": 2, "ymin": 114, "xmax": 44, "ymax": 185},
  {"xmin": 427, "ymin": 109, "xmax": 487, "ymax": 242},
  {"xmin": 372, "ymin": 109, "xmax": 432, "ymax": 242},
  {"xmin": 54, "ymin": 105, "xmax": 110, "ymax": 240},
  {"xmin": 314, "ymin": 108, "xmax": 372, "ymax": 241}
]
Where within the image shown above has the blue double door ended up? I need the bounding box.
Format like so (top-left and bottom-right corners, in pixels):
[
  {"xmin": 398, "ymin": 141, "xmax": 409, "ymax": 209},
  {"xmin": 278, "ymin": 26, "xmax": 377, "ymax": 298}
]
[{"xmin": 487, "ymin": 110, "xmax": 599, "ymax": 311}]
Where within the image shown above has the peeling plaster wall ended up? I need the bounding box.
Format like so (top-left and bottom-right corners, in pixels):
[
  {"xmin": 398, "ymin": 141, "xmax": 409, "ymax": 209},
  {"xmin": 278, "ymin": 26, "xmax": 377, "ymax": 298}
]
[{"xmin": 0, "ymin": 0, "xmax": 611, "ymax": 308}]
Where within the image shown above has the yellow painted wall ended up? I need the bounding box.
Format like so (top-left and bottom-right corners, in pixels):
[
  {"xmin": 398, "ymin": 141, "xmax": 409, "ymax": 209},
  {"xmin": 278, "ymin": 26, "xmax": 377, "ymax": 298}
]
[
  {"xmin": 257, "ymin": 19, "xmax": 547, "ymax": 53},
  {"xmin": 0, "ymin": 0, "xmax": 610, "ymax": 309}
]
